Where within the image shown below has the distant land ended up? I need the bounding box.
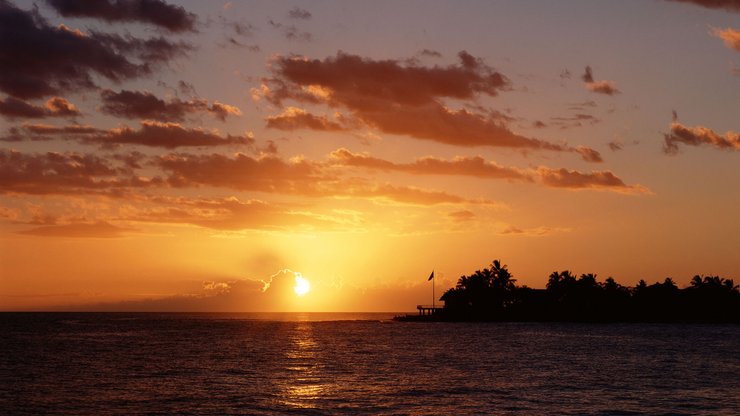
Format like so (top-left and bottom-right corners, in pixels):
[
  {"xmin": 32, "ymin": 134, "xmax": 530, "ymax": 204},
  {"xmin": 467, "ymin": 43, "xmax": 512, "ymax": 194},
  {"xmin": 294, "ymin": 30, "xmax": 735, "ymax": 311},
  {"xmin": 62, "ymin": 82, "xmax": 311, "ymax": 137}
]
[{"xmin": 397, "ymin": 260, "xmax": 740, "ymax": 322}]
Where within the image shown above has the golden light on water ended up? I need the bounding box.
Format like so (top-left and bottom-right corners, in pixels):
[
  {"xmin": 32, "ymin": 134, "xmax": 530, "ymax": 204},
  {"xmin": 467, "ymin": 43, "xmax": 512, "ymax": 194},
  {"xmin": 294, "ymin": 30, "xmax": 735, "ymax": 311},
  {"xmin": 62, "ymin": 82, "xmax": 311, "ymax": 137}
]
[{"xmin": 294, "ymin": 275, "xmax": 311, "ymax": 297}]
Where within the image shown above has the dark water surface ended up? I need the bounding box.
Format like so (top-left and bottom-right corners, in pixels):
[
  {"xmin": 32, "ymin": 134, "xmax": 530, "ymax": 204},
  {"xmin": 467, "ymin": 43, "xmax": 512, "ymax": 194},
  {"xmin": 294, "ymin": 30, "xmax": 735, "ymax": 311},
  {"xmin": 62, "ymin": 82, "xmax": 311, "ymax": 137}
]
[{"xmin": 1, "ymin": 313, "xmax": 738, "ymax": 415}]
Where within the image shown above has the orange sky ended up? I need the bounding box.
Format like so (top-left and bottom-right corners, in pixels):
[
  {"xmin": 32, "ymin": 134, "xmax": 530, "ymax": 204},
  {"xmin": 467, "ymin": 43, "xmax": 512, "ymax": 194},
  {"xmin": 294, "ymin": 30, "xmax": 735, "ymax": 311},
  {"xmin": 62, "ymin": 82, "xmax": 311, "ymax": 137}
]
[{"xmin": 1, "ymin": 0, "xmax": 739, "ymax": 311}]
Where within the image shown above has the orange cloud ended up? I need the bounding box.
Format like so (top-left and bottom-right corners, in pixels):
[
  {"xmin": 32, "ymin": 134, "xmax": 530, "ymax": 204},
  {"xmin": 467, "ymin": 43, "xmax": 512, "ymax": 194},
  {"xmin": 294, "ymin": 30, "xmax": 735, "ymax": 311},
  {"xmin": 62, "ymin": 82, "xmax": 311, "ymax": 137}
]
[
  {"xmin": 0, "ymin": 96, "xmax": 80, "ymax": 119},
  {"xmin": 582, "ymin": 66, "xmax": 620, "ymax": 96},
  {"xmin": 664, "ymin": 122, "xmax": 740, "ymax": 154},
  {"xmin": 711, "ymin": 27, "xmax": 740, "ymax": 51},
  {"xmin": 328, "ymin": 148, "xmax": 644, "ymax": 193},
  {"xmin": 536, "ymin": 167, "xmax": 649, "ymax": 194},
  {"xmin": 259, "ymin": 51, "xmax": 601, "ymax": 162},
  {"xmin": 329, "ymin": 148, "xmax": 530, "ymax": 180},
  {"xmin": 19, "ymin": 221, "xmax": 131, "ymax": 238},
  {"xmin": 266, "ymin": 107, "xmax": 350, "ymax": 131}
]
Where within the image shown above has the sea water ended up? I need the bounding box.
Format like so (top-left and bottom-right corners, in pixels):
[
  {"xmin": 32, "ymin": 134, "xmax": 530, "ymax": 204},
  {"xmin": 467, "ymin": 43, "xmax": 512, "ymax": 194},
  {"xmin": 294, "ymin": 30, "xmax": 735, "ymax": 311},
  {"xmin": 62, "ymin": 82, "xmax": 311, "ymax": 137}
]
[{"xmin": 1, "ymin": 313, "xmax": 738, "ymax": 415}]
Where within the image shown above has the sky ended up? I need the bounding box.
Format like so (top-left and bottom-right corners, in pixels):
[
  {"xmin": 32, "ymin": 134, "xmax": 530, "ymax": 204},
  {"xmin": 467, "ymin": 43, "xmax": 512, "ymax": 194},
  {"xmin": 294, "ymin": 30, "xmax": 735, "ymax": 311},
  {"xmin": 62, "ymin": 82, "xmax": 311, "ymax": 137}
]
[{"xmin": 0, "ymin": 0, "xmax": 738, "ymax": 312}]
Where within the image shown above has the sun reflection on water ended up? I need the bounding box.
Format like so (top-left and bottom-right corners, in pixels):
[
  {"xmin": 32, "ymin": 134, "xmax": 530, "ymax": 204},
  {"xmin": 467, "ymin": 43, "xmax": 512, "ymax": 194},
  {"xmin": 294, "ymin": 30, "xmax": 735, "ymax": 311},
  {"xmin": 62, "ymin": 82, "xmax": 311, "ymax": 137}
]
[{"xmin": 279, "ymin": 322, "xmax": 329, "ymax": 409}]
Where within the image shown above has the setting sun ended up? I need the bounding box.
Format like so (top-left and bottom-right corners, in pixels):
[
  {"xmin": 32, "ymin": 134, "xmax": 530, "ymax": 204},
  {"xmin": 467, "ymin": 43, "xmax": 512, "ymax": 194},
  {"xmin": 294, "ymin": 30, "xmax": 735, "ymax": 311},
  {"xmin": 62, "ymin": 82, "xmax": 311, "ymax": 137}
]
[{"xmin": 294, "ymin": 275, "xmax": 311, "ymax": 297}]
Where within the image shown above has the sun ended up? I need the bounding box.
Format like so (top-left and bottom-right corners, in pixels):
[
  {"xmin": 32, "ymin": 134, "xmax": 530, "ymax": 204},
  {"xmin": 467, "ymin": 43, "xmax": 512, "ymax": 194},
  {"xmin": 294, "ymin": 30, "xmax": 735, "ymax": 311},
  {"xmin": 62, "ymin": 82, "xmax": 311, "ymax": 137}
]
[{"xmin": 293, "ymin": 274, "xmax": 311, "ymax": 296}]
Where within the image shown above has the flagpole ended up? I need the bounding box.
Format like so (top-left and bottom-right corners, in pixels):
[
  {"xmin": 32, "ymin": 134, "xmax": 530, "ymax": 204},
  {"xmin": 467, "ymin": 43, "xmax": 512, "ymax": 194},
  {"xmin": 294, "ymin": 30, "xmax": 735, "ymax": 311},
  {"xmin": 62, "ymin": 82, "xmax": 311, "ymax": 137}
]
[{"xmin": 432, "ymin": 269, "xmax": 435, "ymax": 312}]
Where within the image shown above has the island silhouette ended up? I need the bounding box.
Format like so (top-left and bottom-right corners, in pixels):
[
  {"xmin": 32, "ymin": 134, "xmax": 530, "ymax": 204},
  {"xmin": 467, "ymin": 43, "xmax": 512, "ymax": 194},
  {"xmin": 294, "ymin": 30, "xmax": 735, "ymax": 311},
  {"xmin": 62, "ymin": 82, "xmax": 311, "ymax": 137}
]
[{"xmin": 397, "ymin": 260, "xmax": 740, "ymax": 322}]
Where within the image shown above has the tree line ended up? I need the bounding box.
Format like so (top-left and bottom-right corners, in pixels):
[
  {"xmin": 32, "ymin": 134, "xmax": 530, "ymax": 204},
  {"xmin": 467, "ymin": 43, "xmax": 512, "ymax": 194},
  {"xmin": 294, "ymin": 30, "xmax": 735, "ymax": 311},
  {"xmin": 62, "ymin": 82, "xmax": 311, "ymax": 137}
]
[{"xmin": 439, "ymin": 260, "xmax": 739, "ymax": 322}]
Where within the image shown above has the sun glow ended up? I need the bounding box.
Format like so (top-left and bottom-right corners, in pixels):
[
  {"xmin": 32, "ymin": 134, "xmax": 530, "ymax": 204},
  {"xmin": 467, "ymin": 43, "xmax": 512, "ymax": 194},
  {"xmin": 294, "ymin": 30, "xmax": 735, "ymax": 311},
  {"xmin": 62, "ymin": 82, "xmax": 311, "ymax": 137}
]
[{"xmin": 293, "ymin": 275, "xmax": 311, "ymax": 296}]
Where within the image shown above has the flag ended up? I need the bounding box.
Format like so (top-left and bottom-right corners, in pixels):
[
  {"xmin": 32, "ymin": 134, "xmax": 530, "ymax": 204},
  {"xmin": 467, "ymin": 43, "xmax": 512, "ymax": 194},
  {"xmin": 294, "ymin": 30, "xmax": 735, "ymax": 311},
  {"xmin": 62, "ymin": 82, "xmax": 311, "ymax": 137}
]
[{"xmin": 428, "ymin": 270, "xmax": 434, "ymax": 281}]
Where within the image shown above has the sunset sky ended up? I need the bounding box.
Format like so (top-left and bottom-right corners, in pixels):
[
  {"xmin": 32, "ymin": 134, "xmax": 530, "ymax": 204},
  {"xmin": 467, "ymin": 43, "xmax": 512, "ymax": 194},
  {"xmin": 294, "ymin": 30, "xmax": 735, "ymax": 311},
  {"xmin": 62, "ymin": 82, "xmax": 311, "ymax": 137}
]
[{"xmin": 1, "ymin": 0, "xmax": 738, "ymax": 311}]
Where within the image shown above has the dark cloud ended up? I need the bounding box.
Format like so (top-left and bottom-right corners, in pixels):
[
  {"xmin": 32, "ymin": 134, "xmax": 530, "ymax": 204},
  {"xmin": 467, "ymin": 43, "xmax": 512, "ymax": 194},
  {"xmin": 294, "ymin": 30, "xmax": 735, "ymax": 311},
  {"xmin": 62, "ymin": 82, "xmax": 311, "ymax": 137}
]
[
  {"xmin": 581, "ymin": 66, "xmax": 620, "ymax": 95},
  {"xmin": 419, "ymin": 49, "xmax": 442, "ymax": 58},
  {"xmin": 0, "ymin": 1, "xmax": 190, "ymax": 99},
  {"xmin": 287, "ymin": 7, "xmax": 311, "ymax": 20},
  {"xmin": 664, "ymin": 122, "xmax": 740, "ymax": 154},
  {"xmin": 90, "ymin": 120, "xmax": 253, "ymax": 148},
  {"xmin": 13, "ymin": 120, "xmax": 253, "ymax": 148},
  {"xmin": 100, "ymin": 89, "xmax": 241, "ymax": 122},
  {"xmin": 549, "ymin": 113, "xmax": 601, "ymax": 129},
  {"xmin": 45, "ymin": 0, "xmax": 196, "ymax": 32},
  {"xmin": 0, "ymin": 96, "xmax": 80, "ymax": 119},
  {"xmin": 257, "ymin": 51, "xmax": 602, "ymax": 162},
  {"xmin": 667, "ymin": 0, "xmax": 740, "ymax": 12},
  {"xmin": 268, "ymin": 19, "xmax": 312, "ymax": 41},
  {"xmin": 0, "ymin": 148, "xmax": 157, "ymax": 195},
  {"xmin": 608, "ymin": 141, "xmax": 624, "ymax": 151}
]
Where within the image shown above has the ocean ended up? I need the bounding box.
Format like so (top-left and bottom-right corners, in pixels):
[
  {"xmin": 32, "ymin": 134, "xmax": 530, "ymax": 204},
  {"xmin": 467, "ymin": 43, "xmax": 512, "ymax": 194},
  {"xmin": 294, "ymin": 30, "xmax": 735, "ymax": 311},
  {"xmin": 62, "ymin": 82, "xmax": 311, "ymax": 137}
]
[{"xmin": 1, "ymin": 313, "xmax": 738, "ymax": 415}]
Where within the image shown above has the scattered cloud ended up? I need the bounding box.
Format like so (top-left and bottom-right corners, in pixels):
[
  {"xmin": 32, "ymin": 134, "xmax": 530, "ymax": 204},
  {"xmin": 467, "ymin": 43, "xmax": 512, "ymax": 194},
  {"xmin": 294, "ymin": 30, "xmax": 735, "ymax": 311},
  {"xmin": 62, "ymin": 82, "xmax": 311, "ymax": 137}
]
[
  {"xmin": 664, "ymin": 122, "xmax": 740, "ymax": 154},
  {"xmin": 266, "ymin": 107, "xmax": 351, "ymax": 131},
  {"xmin": 287, "ymin": 7, "xmax": 311, "ymax": 20},
  {"xmin": 419, "ymin": 49, "xmax": 442, "ymax": 58},
  {"xmin": 667, "ymin": 0, "xmax": 740, "ymax": 12},
  {"xmin": 711, "ymin": 27, "xmax": 740, "ymax": 51},
  {"xmin": 268, "ymin": 19, "xmax": 312, "ymax": 41},
  {"xmin": 0, "ymin": 1, "xmax": 190, "ymax": 99},
  {"xmin": 257, "ymin": 51, "xmax": 601, "ymax": 161},
  {"xmin": 549, "ymin": 113, "xmax": 601, "ymax": 129},
  {"xmin": 582, "ymin": 66, "xmax": 620, "ymax": 95},
  {"xmin": 0, "ymin": 96, "xmax": 80, "ymax": 119},
  {"xmin": 45, "ymin": 0, "xmax": 197, "ymax": 32},
  {"xmin": 608, "ymin": 141, "xmax": 623, "ymax": 151},
  {"xmin": 100, "ymin": 89, "xmax": 241, "ymax": 122},
  {"xmin": 536, "ymin": 167, "xmax": 649, "ymax": 194}
]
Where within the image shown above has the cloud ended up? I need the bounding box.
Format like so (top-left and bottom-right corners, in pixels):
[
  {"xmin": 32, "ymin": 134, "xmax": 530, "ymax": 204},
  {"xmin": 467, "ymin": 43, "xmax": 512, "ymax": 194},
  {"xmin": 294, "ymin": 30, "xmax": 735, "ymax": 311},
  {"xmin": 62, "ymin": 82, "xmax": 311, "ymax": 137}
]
[
  {"xmin": 94, "ymin": 121, "xmax": 253, "ymax": 148},
  {"xmin": 19, "ymin": 221, "xmax": 131, "ymax": 238},
  {"xmin": 268, "ymin": 19, "xmax": 312, "ymax": 41},
  {"xmin": 667, "ymin": 0, "xmax": 740, "ymax": 12},
  {"xmin": 575, "ymin": 146, "xmax": 604, "ymax": 163},
  {"xmin": 258, "ymin": 51, "xmax": 600, "ymax": 162},
  {"xmin": 0, "ymin": 1, "xmax": 190, "ymax": 99},
  {"xmin": 328, "ymin": 148, "xmax": 531, "ymax": 180},
  {"xmin": 0, "ymin": 148, "xmax": 157, "ymax": 195},
  {"xmin": 419, "ymin": 49, "xmax": 442, "ymax": 58},
  {"xmin": 549, "ymin": 113, "xmax": 601, "ymax": 129},
  {"xmin": 287, "ymin": 7, "xmax": 311, "ymax": 20},
  {"xmin": 498, "ymin": 225, "xmax": 565, "ymax": 236},
  {"xmin": 156, "ymin": 151, "xmax": 494, "ymax": 205},
  {"xmin": 266, "ymin": 107, "xmax": 352, "ymax": 131},
  {"xmin": 328, "ymin": 148, "xmax": 646, "ymax": 193},
  {"xmin": 608, "ymin": 141, "xmax": 624, "ymax": 151},
  {"xmin": 0, "ymin": 96, "xmax": 80, "ymax": 119},
  {"xmin": 536, "ymin": 167, "xmax": 649, "ymax": 194},
  {"xmin": 45, "ymin": 0, "xmax": 196, "ymax": 32},
  {"xmin": 130, "ymin": 196, "xmax": 352, "ymax": 231},
  {"xmin": 711, "ymin": 27, "xmax": 740, "ymax": 51},
  {"xmin": 581, "ymin": 66, "xmax": 620, "ymax": 95},
  {"xmin": 100, "ymin": 89, "xmax": 241, "ymax": 122},
  {"xmin": 448, "ymin": 210, "xmax": 475, "ymax": 222},
  {"xmin": 664, "ymin": 122, "xmax": 740, "ymax": 154}
]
